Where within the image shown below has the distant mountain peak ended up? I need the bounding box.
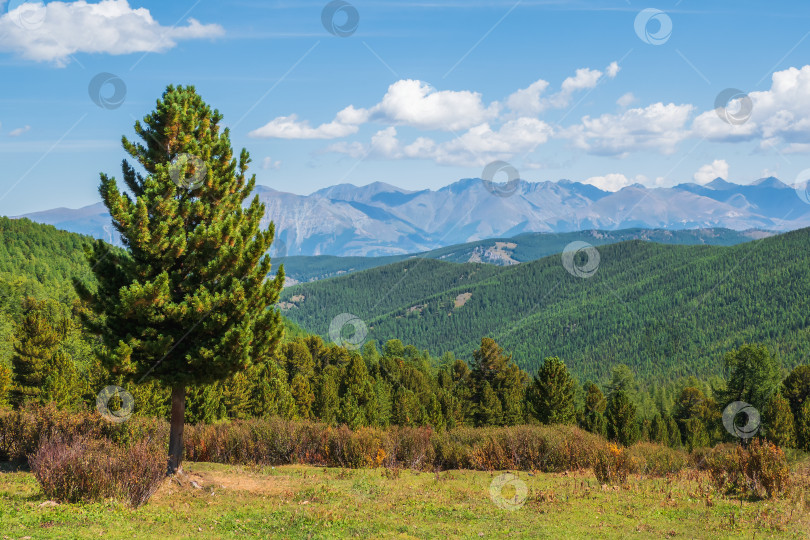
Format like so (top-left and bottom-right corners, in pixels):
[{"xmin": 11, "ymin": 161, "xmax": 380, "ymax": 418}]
[
  {"xmin": 705, "ymin": 177, "xmax": 737, "ymax": 190},
  {"xmin": 751, "ymin": 176, "xmax": 789, "ymax": 189}
]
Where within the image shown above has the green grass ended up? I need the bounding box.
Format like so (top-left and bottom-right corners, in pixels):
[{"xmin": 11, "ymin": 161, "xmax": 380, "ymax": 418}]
[{"xmin": 2, "ymin": 462, "xmax": 809, "ymax": 539}]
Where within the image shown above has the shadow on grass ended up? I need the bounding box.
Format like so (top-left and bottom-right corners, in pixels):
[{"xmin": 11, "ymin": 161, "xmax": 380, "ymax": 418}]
[{"xmin": 0, "ymin": 460, "xmax": 30, "ymax": 473}]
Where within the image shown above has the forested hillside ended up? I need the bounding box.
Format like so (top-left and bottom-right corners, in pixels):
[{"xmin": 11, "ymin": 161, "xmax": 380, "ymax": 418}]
[
  {"xmin": 278, "ymin": 227, "xmax": 768, "ymax": 283},
  {"xmin": 0, "ymin": 218, "xmax": 303, "ymax": 370},
  {"xmin": 280, "ymin": 228, "xmax": 810, "ymax": 385},
  {"xmin": 0, "ymin": 217, "xmax": 97, "ymax": 302},
  {"xmin": 0, "ymin": 217, "xmax": 101, "ymax": 371}
]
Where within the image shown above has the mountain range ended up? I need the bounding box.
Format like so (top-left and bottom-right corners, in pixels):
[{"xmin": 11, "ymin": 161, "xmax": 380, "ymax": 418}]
[{"xmin": 15, "ymin": 176, "xmax": 810, "ymax": 256}]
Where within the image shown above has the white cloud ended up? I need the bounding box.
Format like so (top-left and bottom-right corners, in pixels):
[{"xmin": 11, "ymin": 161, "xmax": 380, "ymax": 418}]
[
  {"xmin": 328, "ymin": 119, "xmax": 553, "ymax": 167},
  {"xmin": 506, "ymin": 62, "xmax": 619, "ymax": 115},
  {"xmin": 365, "ymin": 79, "xmax": 499, "ymax": 131},
  {"xmin": 261, "ymin": 157, "xmax": 281, "ymax": 170},
  {"xmin": 259, "ymin": 61, "xmax": 621, "ymax": 144},
  {"xmin": 0, "ymin": 0, "xmax": 223, "ymax": 67},
  {"xmin": 435, "ymin": 118, "xmax": 553, "ymax": 166},
  {"xmin": 782, "ymin": 142, "xmax": 810, "ymax": 154},
  {"xmin": 565, "ymin": 102, "xmax": 694, "ymax": 156},
  {"xmin": 692, "ymin": 66, "xmax": 810, "ymax": 147},
  {"xmin": 693, "ymin": 160, "xmax": 729, "ymax": 184},
  {"xmin": 249, "ymin": 113, "xmax": 360, "ymax": 139},
  {"xmin": 583, "ymin": 173, "xmax": 636, "ymax": 191},
  {"xmin": 505, "ymin": 79, "xmax": 550, "ymax": 116},
  {"xmin": 560, "ymin": 68, "xmax": 603, "ymax": 94},
  {"xmin": 583, "ymin": 173, "xmax": 667, "ymax": 191},
  {"xmin": 252, "ymin": 80, "xmax": 498, "ymax": 139},
  {"xmin": 617, "ymin": 92, "xmax": 636, "ymax": 107},
  {"xmin": 8, "ymin": 125, "xmax": 30, "ymax": 137}
]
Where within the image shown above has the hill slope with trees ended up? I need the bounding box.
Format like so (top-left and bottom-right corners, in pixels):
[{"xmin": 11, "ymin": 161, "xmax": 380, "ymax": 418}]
[
  {"xmin": 280, "ymin": 228, "xmax": 810, "ymax": 385},
  {"xmin": 277, "ymin": 227, "xmax": 768, "ymax": 283}
]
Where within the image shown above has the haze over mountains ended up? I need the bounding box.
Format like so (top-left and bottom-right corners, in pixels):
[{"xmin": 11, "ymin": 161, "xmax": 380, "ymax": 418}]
[{"xmin": 16, "ymin": 176, "xmax": 810, "ymax": 256}]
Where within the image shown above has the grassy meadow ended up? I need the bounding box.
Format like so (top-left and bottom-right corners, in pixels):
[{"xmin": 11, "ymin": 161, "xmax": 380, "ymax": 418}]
[{"xmin": 2, "ymin": 461, "xmax": 810, "ymax": 539}]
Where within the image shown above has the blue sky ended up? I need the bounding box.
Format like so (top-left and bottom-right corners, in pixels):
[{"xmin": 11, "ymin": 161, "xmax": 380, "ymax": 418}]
[{"xmin": 1, "ymin": 0, "xmax": 810, "ymax": 215}]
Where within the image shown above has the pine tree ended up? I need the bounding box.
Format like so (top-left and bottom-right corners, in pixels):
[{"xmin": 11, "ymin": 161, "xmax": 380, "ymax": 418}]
[
  {"xmin": 606, "ymin": 390, "xmax": 638, "ymax": 446},
  {"xmin": 185, "ymin": 384, "xmax": 225, "ymax": 424},
  {"xmin": 290, "ymin": 372, "xmax": 314, "ymax": 419},
  {"xmin": 449, "ymin": 358, "xmax": 473, "ymax": 424},
  {"xmin": 128, "ymin": 379, "xmax": 170, "ymax": 418},
  {"xmin": 673, "ymin": 386, "xmax": 709, "ymax": 449},
  {"xmin": 250, "ymin": 359, "xmax": 295, "ymax": 419},
  {"xmin": 581, "ymin": 408, "xmax": 608, "ymax": 437},
  {"xmin": 314, "ymin": 368, "xmax": 340, "ymax": 425},
  {"xmin": 764, "ymin": 392, "xmax": 796, "ymax": 448},
  {"xmin": 608, "ymin": 364, "xmax": 638, "ymax": 402},
  {"xmin": 283, "ymin": 339, "xmax": 315, "ymax": 381},
  {"xmin": 383, "ymin": 339, "xmax": 405, "ymax": 359},
  {"xmin": 716, "ymin": 344, "xmax": 780, "ymax": 414},
  {"xmin": 361, "ymin": 341, "xmax": 381, "ymax": 376},
  {"xmin": 221, "ymin": 370, "xmax": 253, "ymax": 419},
  {"xmin": 42, "ymin": 350, "xmax": 82, "ymax": 409},
  {"xmin": 340, "ymin": 354, "xmax": 376, "ymax": 426},
  {"xmin": 77, "ymin": 86, "xmax": 285, "ymax": 474},
  {"xmin": 797, "ymin": 400, "xmax": 810, "ymax": 451},
  {"xmin": 476, "ymin": 381, "xmax": 503, "ymax": 426},
  {"xmin": 681, "ymin": 417, "xmax": 710, "ymax": 451},
  {"xmin": 640, "ymin": 417, "xmax": 652, "ymax": 442},
  {"xmin": 527, "ymin": 357, "xmax": 576, "ymax": 424},
  {"xmin": 649, "ymin": 414, "xmax": 669, "ymax": 446},
  {"xmin": 393, "ymin": 386, "xmax": 421, "ymax": 426},
  {"xmin": 373, "ymin": 378, "xmax": 393, "ymax": 427},
  {"xmin": 782, "ymin": 365, "xmax": 810, "ymax": 426},
  {"xmin": 470, "ymin": 338, "xmax": 525, "ymax": 426},
  {"xmin": 428, "ymin": 394, "xmax": 445, "ymax": 431},
  {"xmin": 581, "ymin": 382, "xmax": 608, "ymax": 435},
  {"xmin": 10, "ymin": 298, "xmax": 65, "ymax": 407},
  {"xmin": 666, "ymin": 414, "xmax": 682, "ymax": 448}
]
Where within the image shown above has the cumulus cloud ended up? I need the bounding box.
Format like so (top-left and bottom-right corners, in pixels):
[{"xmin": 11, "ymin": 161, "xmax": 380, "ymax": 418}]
[
  {"xmin": 505, "ymin": 79, "xmax": 550, "ymax": 116},
  {"xmin": 617, "ymin": 92, "xmax": 636, "ymax": 107},
  {"xmin": 366, "ymin": 80, "xmax": 498, "ymax": 131},
  {"xmin": 0, "ymin": 0, "xmax": 223, "ymax": 67},
  {"xmin": 506, "ymin": 62, "xmax": 619, "ymax": 115},
  {"xmin": 565, "ymin": 102, "xmax": 694, "ymax": 156},
  {"xmin": 249, "ymin": 113, "xmax": 360, "ymax": 139},
  {"xmin": 435, "ymin": 118, "xmax": 553, "ymax": 166},
  {"xmin": 8, "ymin": 125, "xmax": 30, "ymax": 136},
  {"xmin": 257, "ymin": 61, "xmax": 622, "ymax": 145},
  {"xmin": 328, "ymin": 119, "xmax": 553, "ymax": 167},
  {"xmin": 692, "ymin": 66, "xmax": 810, "ymax": 147},
  {"xmin": 693, "ymin": 159, "xmax": 729, "ymax": 184},
  {"xmin": 251, "ymin": 80, "xmax": 498, "ymax": 139}
]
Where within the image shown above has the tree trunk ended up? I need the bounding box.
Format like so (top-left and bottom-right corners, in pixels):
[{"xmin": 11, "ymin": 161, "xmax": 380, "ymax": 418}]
[{"xmin": 167, "ymin": 385, "xmax": 186, "ymax": 476}]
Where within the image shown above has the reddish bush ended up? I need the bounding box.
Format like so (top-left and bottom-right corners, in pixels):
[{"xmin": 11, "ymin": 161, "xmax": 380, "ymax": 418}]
[
  {"xmin": 705, "ymin": 439, "xmax": 790, "ymax": 499},
  {"xmin": 3, "ymin": 406, "xmax": 687, "ymax": 482},
  {"xmin": 0, "ymin": 404, "xmax": 168, "ymax": 462},
  {"xmin": 29, "ymin": 435, "xmax": 166, "ymax": 507},
  {"xmin": 594, "ymin": 443, "xmax": 635, "ymax": 484}
]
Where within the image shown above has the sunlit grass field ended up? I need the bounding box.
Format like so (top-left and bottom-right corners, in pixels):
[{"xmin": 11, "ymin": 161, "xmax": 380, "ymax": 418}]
[{"xmin": 2, "ymin": 462, "xmax": 810, "ymax": 539}]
